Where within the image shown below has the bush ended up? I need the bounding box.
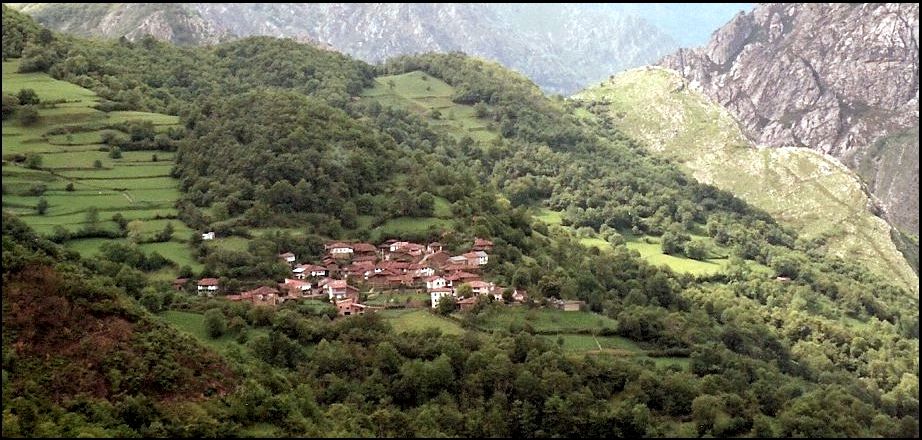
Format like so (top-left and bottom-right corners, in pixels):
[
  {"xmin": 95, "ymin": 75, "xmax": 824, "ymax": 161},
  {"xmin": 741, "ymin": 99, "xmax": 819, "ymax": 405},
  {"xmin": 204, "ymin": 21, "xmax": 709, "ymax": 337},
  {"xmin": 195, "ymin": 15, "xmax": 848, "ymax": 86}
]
[
  {"xmin": 204, "ymin": 308, "xmax": 227, "ymax": 339},
  {"xmin": 36, "ymin": 197, "xmax": 48, "ymax": 215},
  {"xmin": 24, "ymin": 153, "xmax": 42, "ymax": 169},
  {"xmin": 16, "ymin": 105, "xmax": 39, "ymax": 125}
]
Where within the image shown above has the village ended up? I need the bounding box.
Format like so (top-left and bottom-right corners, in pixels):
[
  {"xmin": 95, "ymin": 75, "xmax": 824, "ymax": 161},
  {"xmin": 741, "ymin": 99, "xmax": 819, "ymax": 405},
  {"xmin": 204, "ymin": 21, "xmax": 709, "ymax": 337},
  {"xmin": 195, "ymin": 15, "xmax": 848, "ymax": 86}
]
[{"xmin": 177, "ymin": 236, "xmax": 584, "ymax": 317}]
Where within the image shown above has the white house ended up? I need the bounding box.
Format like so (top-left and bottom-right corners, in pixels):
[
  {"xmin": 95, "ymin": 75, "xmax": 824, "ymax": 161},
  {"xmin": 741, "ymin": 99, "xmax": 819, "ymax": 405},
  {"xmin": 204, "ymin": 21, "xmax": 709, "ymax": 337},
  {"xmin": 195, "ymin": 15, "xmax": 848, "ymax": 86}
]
[
  {"xmin": 416, "ymin": 266, "xmax": 435, "ymax": 278},
  {"xmin": 426, "ymin": 276, "xmax": 449, "ymax": 290},
  {"xmin": 430, "ymin": 288, "xmax": 455, "ymax": 308},
  {"xmin": 466, "ymin": 280, "xmax": 494, "ymax": 296},
  {"xmin": 329, "ymin": 243, "xmax": 354, "ymax": 256},
  {"xmin": 202, "ymin": 231, "xmax": 215, "ymax": 240},
  {"xmin": 463, "ymin": 251, "xmax": 489, "ymax": 266},
  {"xmin": 278, "ymin": 252, "xmax": 296, "ymax": 264},
  {"xmin": 196, "ymin": 278, "xmax": 219, "ymax": 295}
]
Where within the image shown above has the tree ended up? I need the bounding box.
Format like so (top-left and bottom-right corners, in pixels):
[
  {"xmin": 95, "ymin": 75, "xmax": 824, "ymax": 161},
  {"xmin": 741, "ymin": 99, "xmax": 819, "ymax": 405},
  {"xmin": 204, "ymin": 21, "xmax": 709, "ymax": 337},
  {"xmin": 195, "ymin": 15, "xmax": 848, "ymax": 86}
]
[
  {"xmin": 474, "ymin": 102, "xmax": 489, "ymax": 118},
  {"xmin": 16, "ymin": 88, "xmax": 39, "ymax": 105},
  {"xmin": 684, "ymin": 240, "xmax": 708, "ymax": 260},
  {"xmin": 16, "ymin": 105, "xmax": 38, "ymax": 125},
  {"xmin": 204, "ymin": 308, "xmax": 227, "ymax": 339},
  {"xmin": 93, "ymin": 159, "xmax": 103, "ymax": 169},
  {"xmin": 109, "ymin": 146, "xmax": 122, "ymax": 159},
  {"xmin": 455, "ymin": 284, "xmax": 474, "ymax": 299},
  {"xmin": 65, "ymin": 182, "xmax": 75, "ymax": 192},
  {"xmin": 24, "ymin": 153, "xmax": 41, "ymax": 169},
  {"xmin": 35, "ymin": 197, "xmax": 48, "ymax": 215},
  {"xmin": 2, "ymin": 93, "xmax": 19, "ymax": 120},
  {"xmin": 436, "ymin": 296, "xmax": 457, "ymax": 315},
  {"xmin": 156, "ymin": 222, "xmax": 174, "ymax": 242},
  {"xmin": 127, "ymin": 220, "xmax": 145, "ymax": 243}
]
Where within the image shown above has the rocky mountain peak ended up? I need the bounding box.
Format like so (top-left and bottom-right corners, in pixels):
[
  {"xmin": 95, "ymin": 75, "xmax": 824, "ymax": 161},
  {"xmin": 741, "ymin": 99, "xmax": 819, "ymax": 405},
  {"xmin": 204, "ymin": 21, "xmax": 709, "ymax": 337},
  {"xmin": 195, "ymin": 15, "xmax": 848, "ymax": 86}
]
[{"xmin": 662, "ymin": 3, "xmax": 920, "ymax": 236}]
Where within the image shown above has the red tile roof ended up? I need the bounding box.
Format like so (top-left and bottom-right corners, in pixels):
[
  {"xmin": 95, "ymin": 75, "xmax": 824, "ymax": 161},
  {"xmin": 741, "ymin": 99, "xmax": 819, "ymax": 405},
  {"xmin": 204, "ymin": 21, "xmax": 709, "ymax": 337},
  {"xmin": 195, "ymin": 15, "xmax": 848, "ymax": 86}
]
[
  {"xmin": 197, "ymin": 278, "xmax": 220, "ymax": 286},
  {"xmin": 352, "ymin": 243, "xmax": 377, "ymax": 253}
]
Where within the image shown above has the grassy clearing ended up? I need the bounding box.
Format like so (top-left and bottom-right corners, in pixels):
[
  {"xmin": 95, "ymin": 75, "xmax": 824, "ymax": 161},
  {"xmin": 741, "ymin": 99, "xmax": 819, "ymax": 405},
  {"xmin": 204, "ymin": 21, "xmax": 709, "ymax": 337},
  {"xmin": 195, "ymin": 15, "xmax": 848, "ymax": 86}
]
[
  {"xmin": 476, "ymin": 306, "xmax": 618, "ymax": 333},
  {"xmin": 380, "ymin": 309, "xmax": 464, "ymax": 335},
  {"xmin": 206, "ymin": 236, "xmax": 251, "ymax": 252},
  {"xmin": 372, "ymin": 217, "xmax": 454, "ymax": 239},
  {"xmin": 160, "ymin": 311, "xmax": 267, "ymax": 353},
  {"xmin": 365, "ymin": 291, "xmax": 431, "ymax": 306},
  {"xmin": 535, "ymin": 208, "xmax": 563, "ymax": 226},
  {"xmin": 361, "ymin": 71, "xmax": 497, "ymax": 143}
]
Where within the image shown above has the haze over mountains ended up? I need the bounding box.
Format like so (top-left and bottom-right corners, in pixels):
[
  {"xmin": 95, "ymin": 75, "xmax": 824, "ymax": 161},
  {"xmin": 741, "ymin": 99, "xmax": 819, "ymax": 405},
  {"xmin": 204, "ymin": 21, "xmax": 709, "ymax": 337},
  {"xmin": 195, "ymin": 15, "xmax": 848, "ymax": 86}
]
[{"xmin": 7, "ymin": 3, "xmax": 751, "ymax": 94}]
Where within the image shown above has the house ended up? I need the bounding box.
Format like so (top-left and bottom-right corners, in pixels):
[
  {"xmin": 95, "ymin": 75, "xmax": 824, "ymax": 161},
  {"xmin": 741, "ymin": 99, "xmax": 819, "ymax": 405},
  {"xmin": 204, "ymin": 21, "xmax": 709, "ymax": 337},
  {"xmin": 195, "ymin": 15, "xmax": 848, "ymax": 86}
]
[
  {"xmin": 278, "ymin": 252, "xmax": 296, "ymax": 265},
  {"xmin": 196, "ymin": 278, "xmax": 220, "ymax": 295},
  {"xmin": 457, "ymin": 296, "xmax": 480, "ymax": 311},
  {"xmin": 336, "ymin": 298, "xmax": 378, "ymax": 316},
  {"xmin": 352, "ymin": 254, "xmax": 378, "ymax": 264},
  {"xmin": 202, "ymin": 231, "xmax": 215, "ymax": 240},
  {"xmin": 472, "ymin": 238, "xmax": 494, "ymax": 251},
  {"xmin": 448, "ymin": 255, "xmax": 468, "ymax": 266},
  {"xmin": 172, "ymin": 278, "xmax": 189, "ymax": 291},
  {"xmin": 389, "ymin": 241, "xmax": 425, "ymax": 256},
  {"xmin": 426, "ymin": 242, "xmax": 443, "ymax": 254},
  {"xmin": 465, "ymin": 280, "xmax": 494, "ymax": 296},
  {"xmin": 512, "ymin": 289, "xmax": 528, "ymax": 303},
  {"xmin": 346, "ymin": 261, "xmax": 376, "ymax": 278},
  {"xmin": 462, "ymin": 251, "xmax": 489, "ymax": 266},
  {"xmin": 429, "ymin": 287, "xmax": 455, "ymax": 308},
  {"xmin": 445, "ymin": 271, "xmax": 480, "ymax": 283},
  {"xmin": 775, "ymin": 276, "xmax": 791, "ymax": 282},
  {"xmin": 336, "ymin": 298, "xmax": 370, "ymax": 316},
  {"xmin": 294, "ymin": 264, "xmax": 328, "ymax": 279},
  {"xmin": 415, "ymin": 265, "xmax": 436, "ymax": 278},
  {"xmin": 553, "ymin": 299, "xmax": 585, "ymax": 312},
  {"xmin": 426, "ymin": 276, "xmax": 449, "ymax": 290},
  {"xmin": 327, "ymin": 280, "xmax": 359, "ymax": 300},
  {"xmin": 229, "ymin": 286, "xmax": 280, "ymax": 306},
  {"xmin": 284, "ymin": 278, "xmax": 312, "ymax": 294},
  {"xmin": 327, "ymin": 242, "xmax": 354, "ymax": 257},
  {"xmin": 352, "ymin": 243, "xmax": 378, "ymax": 255}
]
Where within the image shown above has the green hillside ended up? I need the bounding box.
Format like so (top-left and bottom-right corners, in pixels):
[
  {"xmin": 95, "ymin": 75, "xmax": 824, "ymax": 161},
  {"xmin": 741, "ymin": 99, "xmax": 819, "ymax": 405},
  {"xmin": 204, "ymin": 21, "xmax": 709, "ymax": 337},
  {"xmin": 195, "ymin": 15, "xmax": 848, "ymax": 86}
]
[
  {"xmin": 573, "ymin": 67, "xmax": 918, "ymax": 292},
  {"xmin": 2, "ymin": 59, "xmax": 199, "ymax": 277}
]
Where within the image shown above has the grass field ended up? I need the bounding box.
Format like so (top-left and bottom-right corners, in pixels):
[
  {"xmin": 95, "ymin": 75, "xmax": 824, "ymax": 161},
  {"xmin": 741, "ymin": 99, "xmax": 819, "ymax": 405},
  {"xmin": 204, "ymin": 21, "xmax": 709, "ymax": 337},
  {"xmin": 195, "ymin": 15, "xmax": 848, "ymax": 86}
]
[
  {"xmin": 365, "ymin": 291, "xmax": 431, "ymax": 306},
  {"xmin": 361, "ymin": 71, "xmax": 499, "ymax": 144},
  {"xmin": 475, "ymin": 306, "xmax": 619, "ymax": 334},
  {"xmin": 574, "ymin": 67, "xmax": 917, "ymax": 292},
  {"xmin": 160, "ymin": 310, "xmax": 266, "ymax": 353},
  {"xmin": 380, "ymin": 309, "xmax": 464, "ymax": 335},
  {"xmin": 2, "ymin": 58, "xmax": 198, "ymax": 278},
  {"xmin": 371, "ymin": 217, "xmax": 454, "ymax": 241}
]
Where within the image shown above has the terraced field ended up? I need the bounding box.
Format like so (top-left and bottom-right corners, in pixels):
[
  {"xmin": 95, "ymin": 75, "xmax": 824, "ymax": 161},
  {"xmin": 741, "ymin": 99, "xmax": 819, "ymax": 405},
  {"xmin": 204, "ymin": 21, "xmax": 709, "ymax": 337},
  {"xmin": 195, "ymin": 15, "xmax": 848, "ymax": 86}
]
[
  {"xmin": 2, "ymin": 59, "xmax": 198, "ymax": 276},
  {"xmin": 574, "ymin": 68, "xmax": 918, "ymax": 292}
]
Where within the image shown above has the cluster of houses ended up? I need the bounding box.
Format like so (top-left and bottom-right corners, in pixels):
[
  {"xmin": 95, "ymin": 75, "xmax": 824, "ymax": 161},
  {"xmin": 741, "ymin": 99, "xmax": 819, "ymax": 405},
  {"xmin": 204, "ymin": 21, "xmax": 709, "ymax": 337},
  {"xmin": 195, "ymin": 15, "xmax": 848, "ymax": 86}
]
[{"xmin": 177, "ymin": 237, "xmax": 534, "ymax": 316}]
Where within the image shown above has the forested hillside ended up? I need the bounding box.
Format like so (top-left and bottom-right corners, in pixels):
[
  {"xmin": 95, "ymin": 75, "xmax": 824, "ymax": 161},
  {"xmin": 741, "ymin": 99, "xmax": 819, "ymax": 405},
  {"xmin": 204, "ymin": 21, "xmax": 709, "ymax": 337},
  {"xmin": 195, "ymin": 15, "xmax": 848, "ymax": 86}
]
[{"xmin": 2, "ymin": 6, "xmax": 919, "ymax": 437}]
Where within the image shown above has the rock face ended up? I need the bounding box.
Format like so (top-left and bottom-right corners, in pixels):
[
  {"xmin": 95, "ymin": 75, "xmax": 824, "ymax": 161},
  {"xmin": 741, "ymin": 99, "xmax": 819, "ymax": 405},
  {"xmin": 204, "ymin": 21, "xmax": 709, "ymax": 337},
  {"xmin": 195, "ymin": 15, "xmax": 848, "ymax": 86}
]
[
  {"xmin": 661, "ymin": 3, "xmax": 919, "ymax": 236},
  {"xmin": 11, "ymin": 3, "xmax": 677, "ymax": 95}
]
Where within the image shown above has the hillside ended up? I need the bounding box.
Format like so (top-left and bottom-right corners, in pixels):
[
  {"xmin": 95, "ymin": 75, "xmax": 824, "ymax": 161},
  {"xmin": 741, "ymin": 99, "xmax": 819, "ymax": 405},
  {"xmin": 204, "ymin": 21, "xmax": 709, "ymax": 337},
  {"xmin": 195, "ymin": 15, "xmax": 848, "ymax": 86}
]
[
  {"xmin": 660, "ymin": 3, "xmax": 920, "ymax": 238},
  {"xmin": 1, "ymin": 57, "xmax": 200, "ymax": 280},
  {"xmin": 574, "ymin": 67, "xmax": 918, "ymax": 293},
  {"xmin": 2, "ymin": 6, "xmax": 920, "ymax": 437},
  {"xmin": 9, "ymin": 3, "xmax": 678, "ymax": 94},
  {"xmin": 2, "ymin": 214, "xmax": 234, "ymax": 437}
]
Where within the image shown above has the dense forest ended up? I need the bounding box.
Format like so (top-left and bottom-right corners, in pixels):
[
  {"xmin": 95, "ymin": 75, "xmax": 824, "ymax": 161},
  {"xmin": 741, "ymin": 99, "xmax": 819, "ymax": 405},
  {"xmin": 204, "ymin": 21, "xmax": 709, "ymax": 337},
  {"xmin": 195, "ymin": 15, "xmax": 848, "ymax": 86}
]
[{"xmin": 2, "ymin": 5, "xmax": 919, "ymax": 437}]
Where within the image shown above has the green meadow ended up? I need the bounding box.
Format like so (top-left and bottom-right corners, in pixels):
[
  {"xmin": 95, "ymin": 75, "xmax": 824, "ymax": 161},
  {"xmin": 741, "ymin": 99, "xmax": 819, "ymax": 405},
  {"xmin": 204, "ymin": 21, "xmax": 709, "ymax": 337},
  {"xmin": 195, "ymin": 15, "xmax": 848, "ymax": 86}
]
[{"xmin": 2, "ymin": 59, "xmax": 198, "ymax": 277}]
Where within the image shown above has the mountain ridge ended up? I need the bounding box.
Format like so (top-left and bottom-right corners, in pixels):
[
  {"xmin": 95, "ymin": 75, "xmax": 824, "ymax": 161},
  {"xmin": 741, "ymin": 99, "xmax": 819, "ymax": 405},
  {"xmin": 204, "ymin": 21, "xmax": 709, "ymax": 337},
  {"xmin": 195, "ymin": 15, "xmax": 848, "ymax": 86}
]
[{"xmin": 660, "ymin": 3, "xmax": 920, "ymax": 237}]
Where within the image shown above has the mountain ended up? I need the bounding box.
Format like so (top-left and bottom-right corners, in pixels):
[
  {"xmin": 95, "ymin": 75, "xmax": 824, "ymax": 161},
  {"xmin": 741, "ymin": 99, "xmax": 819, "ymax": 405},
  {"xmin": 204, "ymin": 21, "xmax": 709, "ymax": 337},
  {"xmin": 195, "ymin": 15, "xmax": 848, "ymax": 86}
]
[
  {"xmin": 660, "ymin": 3, "xmax": 920, "ymax": 239},
  {"xmin": 574, "ymin": 67, "xmax": 918, "ymax": 292},
  {"xmin": 8, "ymin": 3, "xmax": 679, "ymax": 94},
  {"xmin": 3, "ymin": 6, "xmax": 920, "ymax": 437}
]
